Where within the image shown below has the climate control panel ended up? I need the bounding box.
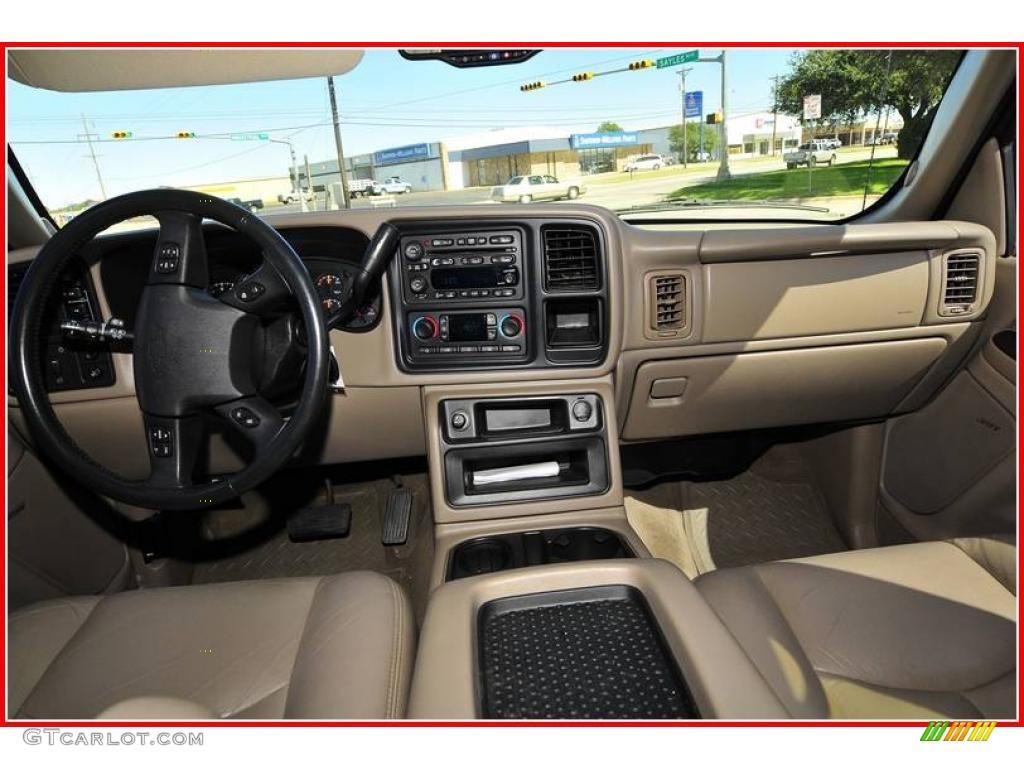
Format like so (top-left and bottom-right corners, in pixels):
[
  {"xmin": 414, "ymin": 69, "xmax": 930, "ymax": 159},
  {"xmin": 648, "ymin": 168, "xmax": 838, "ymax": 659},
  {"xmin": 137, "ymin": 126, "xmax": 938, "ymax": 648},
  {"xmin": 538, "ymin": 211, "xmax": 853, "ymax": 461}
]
[{"xmin": 406, "ymin": 308, "xmax": 527, "ymax": 362}]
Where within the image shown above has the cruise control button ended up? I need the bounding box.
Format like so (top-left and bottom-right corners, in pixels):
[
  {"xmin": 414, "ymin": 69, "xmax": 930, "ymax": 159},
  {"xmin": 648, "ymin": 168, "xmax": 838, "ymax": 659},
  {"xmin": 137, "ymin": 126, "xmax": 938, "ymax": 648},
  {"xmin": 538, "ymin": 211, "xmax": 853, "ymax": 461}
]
[{"xmin": 236, "ymin": 281, "xmax": 265, "ymax": 302}]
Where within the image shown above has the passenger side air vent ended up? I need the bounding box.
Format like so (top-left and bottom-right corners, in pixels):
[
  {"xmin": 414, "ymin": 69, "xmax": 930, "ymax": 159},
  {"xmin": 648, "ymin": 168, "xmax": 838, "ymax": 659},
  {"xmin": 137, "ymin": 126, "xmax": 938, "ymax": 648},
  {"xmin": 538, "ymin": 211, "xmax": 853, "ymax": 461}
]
[
  {"xmin": 542, "ymin": 226, "xmax": 600, "ymax": 291},
  {"xmin": 645, "ymin": 271, "xmax": 689, "ymax": 339},
  {"xmin": 940, "ymin": 250, "xmax": 981, "ymax": 316}
]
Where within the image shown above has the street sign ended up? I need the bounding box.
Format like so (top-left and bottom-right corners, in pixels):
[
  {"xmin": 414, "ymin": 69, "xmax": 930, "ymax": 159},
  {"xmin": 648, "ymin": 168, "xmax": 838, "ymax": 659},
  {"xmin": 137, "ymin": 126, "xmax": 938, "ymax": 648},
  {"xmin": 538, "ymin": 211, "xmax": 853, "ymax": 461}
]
[
  {"xmin": 685, "ymin": 91, "xmax": 703, "ymax": 119},
  {"xmin": 657, "ymin": 50, "xmax": 698, "ymax": 69},
  {"xmin": 230, "ymin": 132, "xmax": 269, "ymax": 141},
  {"xmin": 803, "ymin": 94, "xmax": 822, "ymax": 120}
]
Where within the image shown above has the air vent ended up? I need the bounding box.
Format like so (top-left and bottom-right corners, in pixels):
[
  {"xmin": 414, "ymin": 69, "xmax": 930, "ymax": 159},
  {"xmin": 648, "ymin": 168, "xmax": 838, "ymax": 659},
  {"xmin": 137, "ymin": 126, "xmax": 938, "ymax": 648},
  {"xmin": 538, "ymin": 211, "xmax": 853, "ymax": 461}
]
[
  {"xmin": 941, "ymin": 250, "xmax": 980, "ymax": 315},
  {"xmin": 542, "ymin": 226, "xmax": 600, "ymax": 291},
  {"xmin": 647, "ymin": 272, "xmax": 687, "ymax": 337}
]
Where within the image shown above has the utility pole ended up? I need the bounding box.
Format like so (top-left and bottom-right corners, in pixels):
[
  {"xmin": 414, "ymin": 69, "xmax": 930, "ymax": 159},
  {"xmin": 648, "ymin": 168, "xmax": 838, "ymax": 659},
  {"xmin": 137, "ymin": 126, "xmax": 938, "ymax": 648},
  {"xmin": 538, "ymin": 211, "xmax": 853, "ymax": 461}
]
[
  {"xmin": 677, "ymin": 67, "xmax": 692, "ymax": 168},
  {"xmin": 327, "ymin": 76, "xmax": 350, "ymax": 210},
  {"xmin": 304, "ymin": 155, "xmax": 314, "ymax": 212},
  {"xmin": 770, "ymin": 74, "xmax": 781, "ymax": 156},
  {"xmin": 79, "ymin": 114, "xmax": 107, "ymax": 200}
]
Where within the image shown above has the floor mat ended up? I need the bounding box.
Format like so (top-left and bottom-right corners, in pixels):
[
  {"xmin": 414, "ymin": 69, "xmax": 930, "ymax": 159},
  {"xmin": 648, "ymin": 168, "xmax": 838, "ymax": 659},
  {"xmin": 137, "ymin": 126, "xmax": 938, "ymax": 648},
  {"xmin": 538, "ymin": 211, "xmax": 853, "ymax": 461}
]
[
  {"xmin": 626, "ymin": 444, "xmax": 846, "ymax": 573},
  {"xmin": 191, "ymin": 474, "xmax": 434, "ymax": 621}
]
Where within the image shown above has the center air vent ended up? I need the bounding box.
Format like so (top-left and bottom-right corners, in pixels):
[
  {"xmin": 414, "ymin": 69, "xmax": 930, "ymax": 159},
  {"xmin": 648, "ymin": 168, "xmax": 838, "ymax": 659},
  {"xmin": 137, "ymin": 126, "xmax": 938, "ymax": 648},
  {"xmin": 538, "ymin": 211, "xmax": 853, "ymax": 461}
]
[
  {"xmin": 940, "ymin": 250, "xmax": 981, "ymax": 315},
  {"xmin": 645, "ymin": 271, "xmax": 689, "ymax": 340},
  {"xmin": 542, "ymin": 226, "xmax": 600, "ymax": 291}
]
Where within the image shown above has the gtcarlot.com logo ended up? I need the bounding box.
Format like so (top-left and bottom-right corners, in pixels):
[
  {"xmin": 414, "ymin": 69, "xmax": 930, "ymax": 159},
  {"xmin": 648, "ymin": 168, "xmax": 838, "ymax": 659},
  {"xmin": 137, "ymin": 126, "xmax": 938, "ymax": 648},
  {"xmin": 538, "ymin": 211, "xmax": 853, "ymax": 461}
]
[{"xmin": 23, "ymin": 728, "xmax": 204, "ymax": 746}]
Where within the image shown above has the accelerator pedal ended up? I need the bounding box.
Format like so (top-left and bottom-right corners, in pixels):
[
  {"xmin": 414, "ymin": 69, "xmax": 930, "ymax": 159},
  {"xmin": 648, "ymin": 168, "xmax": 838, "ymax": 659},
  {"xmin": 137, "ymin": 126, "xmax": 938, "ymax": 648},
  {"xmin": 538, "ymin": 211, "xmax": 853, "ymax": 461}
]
[{"xmin": 382, "ymin": 486, "xmax": 413, "ymax": 546}]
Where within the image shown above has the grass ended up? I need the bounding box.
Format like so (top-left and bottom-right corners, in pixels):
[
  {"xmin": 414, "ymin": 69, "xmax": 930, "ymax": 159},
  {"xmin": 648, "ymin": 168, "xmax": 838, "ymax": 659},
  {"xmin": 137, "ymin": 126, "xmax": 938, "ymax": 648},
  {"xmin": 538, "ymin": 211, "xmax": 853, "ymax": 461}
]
[{"xmin": 666, "ymin": 158, "xmax": 909, "ymax": 202}]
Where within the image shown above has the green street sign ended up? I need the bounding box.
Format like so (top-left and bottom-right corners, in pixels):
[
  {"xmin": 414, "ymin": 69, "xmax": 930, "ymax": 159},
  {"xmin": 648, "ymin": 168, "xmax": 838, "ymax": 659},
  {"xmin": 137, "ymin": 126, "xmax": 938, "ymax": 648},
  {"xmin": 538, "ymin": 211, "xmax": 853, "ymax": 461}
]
[
  {"xmin": 230, "ymin": 132, "xmax": 270, "ymax": 141},
  {"xmin": 657, "ymin": 50, "xmax": 698, "ymax": 69}
]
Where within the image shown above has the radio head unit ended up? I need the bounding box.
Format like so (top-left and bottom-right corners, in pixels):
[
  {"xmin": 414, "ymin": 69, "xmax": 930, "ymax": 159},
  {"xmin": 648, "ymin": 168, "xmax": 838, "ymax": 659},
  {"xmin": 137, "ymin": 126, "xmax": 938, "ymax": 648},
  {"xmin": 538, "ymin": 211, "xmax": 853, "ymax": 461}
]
[{"xmin": 400, "ymin": 229, "xmax": 524, "ymax": 303}]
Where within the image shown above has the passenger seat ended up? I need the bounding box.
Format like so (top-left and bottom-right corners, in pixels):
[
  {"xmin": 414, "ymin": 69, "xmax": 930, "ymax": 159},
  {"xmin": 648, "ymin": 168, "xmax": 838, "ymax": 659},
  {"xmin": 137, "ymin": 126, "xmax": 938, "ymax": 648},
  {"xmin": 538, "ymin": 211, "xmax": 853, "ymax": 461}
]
[{"xmin": 694, "ymin": 537, "xmax": 1016, "ymax": 719}]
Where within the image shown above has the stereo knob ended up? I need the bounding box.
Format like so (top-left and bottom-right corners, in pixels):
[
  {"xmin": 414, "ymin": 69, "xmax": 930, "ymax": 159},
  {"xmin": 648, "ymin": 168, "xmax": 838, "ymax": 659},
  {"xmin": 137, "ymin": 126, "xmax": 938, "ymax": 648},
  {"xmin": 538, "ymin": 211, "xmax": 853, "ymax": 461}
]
[
  {"xmin": 499, "ymin": 314, "xmax": 522, "ymax": 338},
  {"xmin": 412, "ymin": 316, "xmax": 438, "ymax": 340},
  {"xmin": 409, "ymin": 276, "xmax": 428, "ymax": 294},
  {"xmin": 404, "ymin": 242, "xmax": 425, "ymax": 261}
]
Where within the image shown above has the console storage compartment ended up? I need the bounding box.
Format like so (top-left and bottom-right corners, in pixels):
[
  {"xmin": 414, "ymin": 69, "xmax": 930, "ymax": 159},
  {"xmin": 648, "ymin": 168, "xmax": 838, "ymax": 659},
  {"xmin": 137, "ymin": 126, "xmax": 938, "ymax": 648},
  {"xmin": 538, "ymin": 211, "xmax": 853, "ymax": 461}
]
[
  {"xmin": 479, "ymin": 586, "xmax": 697, "ymax": 719},
  {"xmin": 447, "ymin": 526, "xmax": 633, "ymax": 581}
]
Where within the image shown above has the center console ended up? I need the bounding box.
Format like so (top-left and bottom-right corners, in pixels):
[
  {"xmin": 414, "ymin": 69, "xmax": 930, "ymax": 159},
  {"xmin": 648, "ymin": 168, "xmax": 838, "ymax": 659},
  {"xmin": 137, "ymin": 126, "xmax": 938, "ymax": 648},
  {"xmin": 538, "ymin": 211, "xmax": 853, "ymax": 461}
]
[{"xmin": 390, "ymin": 220, "xmax": 609, "ymax": 372}]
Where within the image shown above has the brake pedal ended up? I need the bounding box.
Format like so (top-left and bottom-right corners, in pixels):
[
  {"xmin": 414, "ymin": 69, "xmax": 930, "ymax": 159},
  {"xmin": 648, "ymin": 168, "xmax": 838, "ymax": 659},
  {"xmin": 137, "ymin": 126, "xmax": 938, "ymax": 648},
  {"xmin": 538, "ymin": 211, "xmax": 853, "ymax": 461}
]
[
  {"xmin": 382, "ymin": 487, "xmax": 413, "ymax": 546},
  {"xmin": 287, "ymin": 503, "xmax": 352, "ymax": 543}
]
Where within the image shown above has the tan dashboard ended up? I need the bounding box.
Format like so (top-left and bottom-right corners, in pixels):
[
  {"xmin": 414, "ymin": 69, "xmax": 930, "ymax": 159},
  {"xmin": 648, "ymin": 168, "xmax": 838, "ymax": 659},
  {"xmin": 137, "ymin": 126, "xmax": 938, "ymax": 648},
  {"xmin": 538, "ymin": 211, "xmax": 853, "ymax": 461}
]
[{"xmin": 7, "ymin": 204, "xmax": 996, "ymax": 486}]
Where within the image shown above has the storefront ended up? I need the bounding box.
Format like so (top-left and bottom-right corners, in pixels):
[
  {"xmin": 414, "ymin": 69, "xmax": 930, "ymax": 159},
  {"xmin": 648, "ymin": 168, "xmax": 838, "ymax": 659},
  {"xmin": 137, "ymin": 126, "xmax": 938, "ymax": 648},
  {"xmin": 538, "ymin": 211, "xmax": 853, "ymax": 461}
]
[
  {"xmin": 448, "ymin": 137, "xmax": 578, "ymax": 188},
  {"xmin": 570, "ymin": 131, "xmax": 650, "ymax": 174}
]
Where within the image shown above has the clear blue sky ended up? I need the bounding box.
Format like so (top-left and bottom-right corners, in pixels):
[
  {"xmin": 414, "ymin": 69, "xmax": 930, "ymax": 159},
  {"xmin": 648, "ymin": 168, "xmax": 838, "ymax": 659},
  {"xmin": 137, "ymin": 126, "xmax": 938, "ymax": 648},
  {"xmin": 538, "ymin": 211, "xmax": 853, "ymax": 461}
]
[{"xmin": 8, "ymin": 47, "xmax": 798, "ymax": 207}]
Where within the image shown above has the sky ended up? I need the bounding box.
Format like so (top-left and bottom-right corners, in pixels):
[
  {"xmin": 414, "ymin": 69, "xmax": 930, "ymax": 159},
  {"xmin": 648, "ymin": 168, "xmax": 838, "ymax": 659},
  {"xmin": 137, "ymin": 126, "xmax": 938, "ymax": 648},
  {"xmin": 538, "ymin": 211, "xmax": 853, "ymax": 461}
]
[{"xmin": 7, "ymin": 47, "xmax": 798, "ymax": 208}]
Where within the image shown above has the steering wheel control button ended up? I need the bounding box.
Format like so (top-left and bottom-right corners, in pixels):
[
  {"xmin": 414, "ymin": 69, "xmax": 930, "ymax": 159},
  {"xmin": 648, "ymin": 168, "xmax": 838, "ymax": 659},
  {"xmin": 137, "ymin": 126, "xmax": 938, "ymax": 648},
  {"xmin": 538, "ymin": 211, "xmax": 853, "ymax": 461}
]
[
  {"xmin": 148, "ymin": 426, "xmax": 174, "ymax": 458},
  {"xmin": 230, "ymin": 407, "xmax": 261, "ymax": 429},
  {"xmin": 451, "ymin": 411, "xmax": 469, "ymax": 431},
  {"xmin": 236, "ymin": 281, "xmax": 265, "ymax": 302},
  {"xmin": 155, "ymin": 243, "xmax": 181, "ymax": 274},
  {"xmin": 572, "ymin": 399, "xmax": 594, "ymax": 423}
]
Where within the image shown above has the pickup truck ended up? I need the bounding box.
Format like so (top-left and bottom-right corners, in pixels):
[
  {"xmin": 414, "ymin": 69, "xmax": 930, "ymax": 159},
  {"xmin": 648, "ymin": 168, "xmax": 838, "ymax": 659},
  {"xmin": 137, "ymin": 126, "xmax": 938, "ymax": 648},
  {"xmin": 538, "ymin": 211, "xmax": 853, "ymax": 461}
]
[
  {"xmin": 348, "ymin": 178, "xmax": 376, "ymax": 197},
  {"xmin": 373, "ymin": 176, "xmax": 413, "ymax": 195},
  {"xmin": 226, "ymin": 196, "xmax": 264, "ymax": 212},
  {"xmin": 783, "ymin": 141, "xmax": 837, "ymax": 169},
  {"xmin": 278, "ymin": 190, "xmax": 313, "ymax": 205}
]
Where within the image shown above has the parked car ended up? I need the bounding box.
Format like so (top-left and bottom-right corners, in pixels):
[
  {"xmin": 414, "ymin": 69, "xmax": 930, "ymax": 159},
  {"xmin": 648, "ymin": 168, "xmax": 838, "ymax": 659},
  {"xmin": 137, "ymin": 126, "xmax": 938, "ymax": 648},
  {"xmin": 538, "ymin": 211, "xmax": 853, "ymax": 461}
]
[
  {"xmin": 822, "ymin": 138, "xmax": 842, "ymax": 149},
  {"xmin": 491, "ymin": 174, "xmax": 585, "ymax": 203},
  {"xmin": 623, "ymin": 154, "xmax": 665, "ymax": 172},
  {"xmin": 783, "ymin": 140, "xmax": 837, "ymax": 168},
  {"xmin": 277, "ymin": 190, "xmax": 313, "ymax": 205},
  {"xmin": 226, "ymin": 196, "xmax": 264, "ymax": 212},
  {"xmin": 372, "ymin": 176, "xmax": 413, "ymax": 195}
]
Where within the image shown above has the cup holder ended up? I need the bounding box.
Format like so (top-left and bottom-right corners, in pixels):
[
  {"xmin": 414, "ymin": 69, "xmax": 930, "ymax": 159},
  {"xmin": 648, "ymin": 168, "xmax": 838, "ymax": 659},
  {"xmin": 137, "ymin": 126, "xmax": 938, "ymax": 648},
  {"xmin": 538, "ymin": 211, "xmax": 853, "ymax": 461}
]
[{"xmin": 447, "ymin": 526, "xmax": 633, "ymax": 581}]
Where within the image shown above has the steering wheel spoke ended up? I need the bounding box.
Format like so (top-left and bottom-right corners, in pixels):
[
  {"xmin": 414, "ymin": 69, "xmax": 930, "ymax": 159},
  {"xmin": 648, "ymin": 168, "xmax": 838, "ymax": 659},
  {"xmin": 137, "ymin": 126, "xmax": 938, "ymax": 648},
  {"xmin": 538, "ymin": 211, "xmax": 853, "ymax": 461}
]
[
  {"xmin": 214, "ymin": 395, "xmax": 286, "ymax": 455},
  {"xmin": 216, "ymin": 261, "xmax": 294, "ymax": 317},
  {"xmin": 151, "ymin": 210, "xmax": 209, "ymax": 288},
  {"xmin": 143, "ymin": 413, "xmax": 206, "ymax": 490}
]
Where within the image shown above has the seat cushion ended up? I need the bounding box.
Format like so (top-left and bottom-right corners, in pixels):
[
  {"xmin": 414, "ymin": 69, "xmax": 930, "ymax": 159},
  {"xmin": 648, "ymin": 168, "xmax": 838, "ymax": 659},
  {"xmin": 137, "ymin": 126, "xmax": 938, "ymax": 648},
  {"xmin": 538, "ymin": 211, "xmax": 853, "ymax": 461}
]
[
  {"xmin": 9, "ymin": 571, "xmax": 415, "ymax": 719},
  {"xmin": 694, "ymin": 539, "xmax": 1016, "ymax": 719}
]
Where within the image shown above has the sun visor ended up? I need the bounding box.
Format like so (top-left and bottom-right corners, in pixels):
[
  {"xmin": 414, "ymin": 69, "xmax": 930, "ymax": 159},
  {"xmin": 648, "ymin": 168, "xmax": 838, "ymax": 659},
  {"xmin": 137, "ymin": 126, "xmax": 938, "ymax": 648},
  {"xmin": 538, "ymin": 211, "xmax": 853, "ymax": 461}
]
[{"xmin": 7, "ymin": 49, "xmax": 364, "ymax": 92}]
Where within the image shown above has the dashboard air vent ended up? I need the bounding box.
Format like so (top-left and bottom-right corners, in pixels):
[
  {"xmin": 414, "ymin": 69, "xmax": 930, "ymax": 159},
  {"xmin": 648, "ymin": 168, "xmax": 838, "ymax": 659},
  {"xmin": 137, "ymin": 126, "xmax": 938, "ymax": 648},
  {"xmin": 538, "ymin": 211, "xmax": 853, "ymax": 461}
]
[
  {"xmin": 650, "ymin": 273, "xmax": 686, "ymax": 333},
  {"xmin": 542, "ymin": 226, "xmax": 600, "ymax": 291},
  {"xmin": 941, "ymin": 250, "xmax": 980, "ymax": 315}
]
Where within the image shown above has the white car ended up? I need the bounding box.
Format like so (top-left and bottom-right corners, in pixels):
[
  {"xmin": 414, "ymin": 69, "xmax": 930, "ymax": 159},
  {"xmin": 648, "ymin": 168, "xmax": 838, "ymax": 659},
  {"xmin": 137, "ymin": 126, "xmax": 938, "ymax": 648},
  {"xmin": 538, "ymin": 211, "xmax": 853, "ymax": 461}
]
[
  {"xmin": 624, "ymin": 154, "xmax": 665, "ymax": 172},
  {"xmin": 490, "ymin": 174, "xmax": 585, "ymax": 203}
]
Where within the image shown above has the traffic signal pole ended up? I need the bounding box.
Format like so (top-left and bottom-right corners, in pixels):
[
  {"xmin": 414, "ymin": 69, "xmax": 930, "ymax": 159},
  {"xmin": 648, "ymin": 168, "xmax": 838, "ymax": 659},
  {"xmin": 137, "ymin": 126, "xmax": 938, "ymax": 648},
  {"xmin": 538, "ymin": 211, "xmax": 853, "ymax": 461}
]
[
  {"xmin": 699, "ymin": 50, "xmax": 731, "ymax": 181},
  {"xmin": 677, "ymin": 67, "xmax": 692, "ymax": 168}
]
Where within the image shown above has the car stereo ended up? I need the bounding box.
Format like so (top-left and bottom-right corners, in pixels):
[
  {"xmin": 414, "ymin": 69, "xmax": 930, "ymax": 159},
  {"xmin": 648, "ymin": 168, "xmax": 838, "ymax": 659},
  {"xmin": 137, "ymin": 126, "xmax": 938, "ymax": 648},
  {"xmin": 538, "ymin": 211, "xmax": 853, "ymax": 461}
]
[{"xmin": 400, "ymin": 229, "xmax": 524, "ymax": 304}]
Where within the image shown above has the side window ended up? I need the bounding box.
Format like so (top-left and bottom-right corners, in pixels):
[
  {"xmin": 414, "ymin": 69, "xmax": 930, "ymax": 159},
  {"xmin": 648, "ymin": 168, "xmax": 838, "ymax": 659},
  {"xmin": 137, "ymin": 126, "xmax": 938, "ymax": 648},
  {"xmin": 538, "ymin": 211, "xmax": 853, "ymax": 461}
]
[
  {"xmin": 544, "ymin": 175, "xmax": 558, "ymax": 183},
  {"xmin": 529, "ymin": 175, "xmax": 544, "ymax": 185}
]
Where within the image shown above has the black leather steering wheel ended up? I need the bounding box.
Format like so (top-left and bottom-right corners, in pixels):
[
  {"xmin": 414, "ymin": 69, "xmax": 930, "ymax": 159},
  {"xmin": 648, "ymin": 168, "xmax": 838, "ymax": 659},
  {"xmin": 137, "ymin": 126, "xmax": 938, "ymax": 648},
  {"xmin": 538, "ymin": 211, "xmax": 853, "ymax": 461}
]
[{"xmin": 10, "ymin": 189, "xmax": 330, "ymax": 511}]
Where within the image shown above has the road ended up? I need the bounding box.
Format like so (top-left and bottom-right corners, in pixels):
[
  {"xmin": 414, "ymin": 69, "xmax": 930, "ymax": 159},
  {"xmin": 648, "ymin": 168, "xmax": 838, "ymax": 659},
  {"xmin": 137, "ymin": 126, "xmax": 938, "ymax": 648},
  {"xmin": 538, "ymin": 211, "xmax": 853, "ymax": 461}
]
[{"xmin": 263, "ymin": 146, "xmax": 898, "ymax": 217}]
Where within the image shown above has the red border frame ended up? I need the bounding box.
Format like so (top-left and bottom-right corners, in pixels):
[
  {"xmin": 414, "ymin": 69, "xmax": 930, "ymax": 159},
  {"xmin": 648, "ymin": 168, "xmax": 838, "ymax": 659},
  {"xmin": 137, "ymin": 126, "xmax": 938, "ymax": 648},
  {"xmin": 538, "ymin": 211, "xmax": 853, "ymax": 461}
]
[{"xmin": 1, "ymin": 40, "xmax": 1021, "ymax": 730}]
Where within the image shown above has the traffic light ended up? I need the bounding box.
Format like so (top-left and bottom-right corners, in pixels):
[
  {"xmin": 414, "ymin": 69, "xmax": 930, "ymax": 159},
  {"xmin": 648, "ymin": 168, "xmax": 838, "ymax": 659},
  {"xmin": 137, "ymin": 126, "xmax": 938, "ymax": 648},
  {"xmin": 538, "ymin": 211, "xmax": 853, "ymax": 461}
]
[
  {"xmin": 628, "ymin": 59, "xmax": 655, "ymax": 71},
  {"xmin": 175, "ymin": 131, "xmax": 197, "ymax": 139},
  {"xmin": 571, "ymin": 71, "xmax": 594, "ymax": 82},
  {"xmin": 110, "ymin": 131, "xmax": 133, "ymax": 139},
  {"xmin": 520, "ymin": 80, "xmax": 546, "ymax": 92},
  {"xmin": 706, "ymin": 112, "xmax": 723, "ymax": 125}
]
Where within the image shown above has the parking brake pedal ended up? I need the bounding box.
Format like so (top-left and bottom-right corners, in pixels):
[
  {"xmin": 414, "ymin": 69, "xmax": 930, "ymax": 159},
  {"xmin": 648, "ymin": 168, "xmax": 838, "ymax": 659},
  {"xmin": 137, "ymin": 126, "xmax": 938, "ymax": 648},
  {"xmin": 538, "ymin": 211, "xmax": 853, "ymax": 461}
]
[
  {"xmin": 382, "ymin": 487, "xmax": 413, "ymax": 546},
  {"xmin": 287, "ymin": 503, "xmax": 352, "ymax": 543}
]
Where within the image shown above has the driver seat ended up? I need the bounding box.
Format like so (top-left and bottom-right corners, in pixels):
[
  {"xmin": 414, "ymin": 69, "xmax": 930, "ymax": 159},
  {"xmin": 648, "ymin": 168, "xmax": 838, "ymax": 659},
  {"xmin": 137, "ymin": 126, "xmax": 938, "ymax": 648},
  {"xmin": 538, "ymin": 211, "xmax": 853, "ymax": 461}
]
[{"xmin": 8, "ymin": 571, "xmax": 415, "ymax": 719}]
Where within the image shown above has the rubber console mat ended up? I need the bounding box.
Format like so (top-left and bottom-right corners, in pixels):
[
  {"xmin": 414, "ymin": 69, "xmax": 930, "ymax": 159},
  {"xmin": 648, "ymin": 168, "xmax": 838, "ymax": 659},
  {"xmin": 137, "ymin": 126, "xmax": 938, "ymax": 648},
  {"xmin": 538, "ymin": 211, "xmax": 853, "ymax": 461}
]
[{"xmin": 692, "ymin": 445, "xmax": 847, "ymax": 569}]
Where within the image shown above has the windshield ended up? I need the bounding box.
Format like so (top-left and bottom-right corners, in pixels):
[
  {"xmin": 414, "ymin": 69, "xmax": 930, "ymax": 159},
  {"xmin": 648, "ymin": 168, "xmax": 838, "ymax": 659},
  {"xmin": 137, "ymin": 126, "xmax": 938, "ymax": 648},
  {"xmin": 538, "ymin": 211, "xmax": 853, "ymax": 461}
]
[{"xmin": 7, "ymin": 47, "xmax": 962, "ymax": 227}]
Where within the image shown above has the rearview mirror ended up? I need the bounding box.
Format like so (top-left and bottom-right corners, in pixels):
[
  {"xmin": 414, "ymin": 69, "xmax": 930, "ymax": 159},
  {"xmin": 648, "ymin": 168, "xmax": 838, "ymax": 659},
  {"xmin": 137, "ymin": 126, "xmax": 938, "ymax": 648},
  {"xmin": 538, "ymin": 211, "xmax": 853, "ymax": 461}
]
[{"xmin": 398, "ymin": 49, "xmax": 540, "ymax": 68}]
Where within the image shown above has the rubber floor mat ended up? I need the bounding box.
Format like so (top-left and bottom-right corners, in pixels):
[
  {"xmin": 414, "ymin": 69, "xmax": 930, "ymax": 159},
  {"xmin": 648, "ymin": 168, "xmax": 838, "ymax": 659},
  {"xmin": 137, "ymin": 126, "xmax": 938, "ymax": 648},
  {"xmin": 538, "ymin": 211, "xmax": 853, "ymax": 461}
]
[
  {"xmin": 691, "ymin": 444, "xmax": 846, "ymax": 569},
  {"xmin": 191, "ymin": 474, "xmax": 434, "ymax": 620}
]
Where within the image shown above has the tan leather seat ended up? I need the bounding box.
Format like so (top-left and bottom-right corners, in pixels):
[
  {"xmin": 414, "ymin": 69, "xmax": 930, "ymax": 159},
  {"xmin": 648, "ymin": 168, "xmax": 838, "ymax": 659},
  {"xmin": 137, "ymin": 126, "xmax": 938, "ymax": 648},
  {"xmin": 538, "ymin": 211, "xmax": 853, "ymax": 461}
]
[
  {"xmin": 695, "ymin": 537, "xmax": 1016, "ymax": 719},
  {"xmin": 9, "ymin": 571, "xmax": 415, "ymax": 719}
]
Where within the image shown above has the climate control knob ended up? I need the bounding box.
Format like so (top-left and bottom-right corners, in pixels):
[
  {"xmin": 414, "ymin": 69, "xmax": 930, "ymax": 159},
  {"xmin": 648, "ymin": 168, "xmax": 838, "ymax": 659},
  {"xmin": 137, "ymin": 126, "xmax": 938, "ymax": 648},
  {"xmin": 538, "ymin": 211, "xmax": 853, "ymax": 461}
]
[
  {"xmin": 499, "ymin": 314, "xmax": 523, "ymax": 338},
  {"xmin": 412, "ymin": 316, "xmax": 438, "ymax": 340}
]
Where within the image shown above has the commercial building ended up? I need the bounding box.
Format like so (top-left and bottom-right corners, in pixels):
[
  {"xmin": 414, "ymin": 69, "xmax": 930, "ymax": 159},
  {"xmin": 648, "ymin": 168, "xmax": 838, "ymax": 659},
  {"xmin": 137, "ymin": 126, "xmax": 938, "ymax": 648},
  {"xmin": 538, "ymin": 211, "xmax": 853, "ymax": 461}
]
[{"xmin": 292, "ymin": 142, "xmax": 449, "ymax": 194}]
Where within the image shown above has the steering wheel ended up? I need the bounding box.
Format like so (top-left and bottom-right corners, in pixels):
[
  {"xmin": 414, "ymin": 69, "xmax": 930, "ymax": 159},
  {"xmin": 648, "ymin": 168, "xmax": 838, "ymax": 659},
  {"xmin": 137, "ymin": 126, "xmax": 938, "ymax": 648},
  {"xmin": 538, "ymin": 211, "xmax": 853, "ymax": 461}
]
[{"xmin": 10, "ymin": 189, "xmax": 330, "ymax": 511}]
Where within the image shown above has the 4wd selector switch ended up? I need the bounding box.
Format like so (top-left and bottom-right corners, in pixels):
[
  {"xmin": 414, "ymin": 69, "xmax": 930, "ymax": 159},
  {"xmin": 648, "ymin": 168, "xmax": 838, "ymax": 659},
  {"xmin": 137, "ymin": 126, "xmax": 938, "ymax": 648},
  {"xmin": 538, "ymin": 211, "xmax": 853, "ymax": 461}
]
[{"xmin": 412, "ymin": 316, "xmax": 438, "ymax": 340}]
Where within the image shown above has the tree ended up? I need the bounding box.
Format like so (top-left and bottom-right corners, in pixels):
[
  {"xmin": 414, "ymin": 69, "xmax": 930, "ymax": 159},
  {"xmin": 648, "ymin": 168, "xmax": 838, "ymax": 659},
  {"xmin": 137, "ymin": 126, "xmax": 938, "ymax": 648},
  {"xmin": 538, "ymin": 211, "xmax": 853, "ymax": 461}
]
[
  {"xmin": 596, "ymin": 121, "xmax": 623, "ymax": 133},
  {"xmin": 668, "ymin": 122, "xmax": 719, "ymax": 161},
  {"xmin": 776, "ymin": 50, "xmax": 961, "ymax": 159}
]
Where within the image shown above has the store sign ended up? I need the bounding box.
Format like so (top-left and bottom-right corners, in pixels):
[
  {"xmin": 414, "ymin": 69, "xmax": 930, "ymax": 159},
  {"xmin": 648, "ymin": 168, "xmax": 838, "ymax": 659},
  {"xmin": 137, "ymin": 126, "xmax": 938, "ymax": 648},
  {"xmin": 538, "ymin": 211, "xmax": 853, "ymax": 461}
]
[
  {"xmin": 374, "ymin": 143, "xmax": 431, "ymax": 166},
  {"xmin": 570, "ymin": 131, "xmax": 640, "ymax": 150},
  {"xmin": 685, "ymin": 91, "xmax": 703, "ymax": 119}
]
